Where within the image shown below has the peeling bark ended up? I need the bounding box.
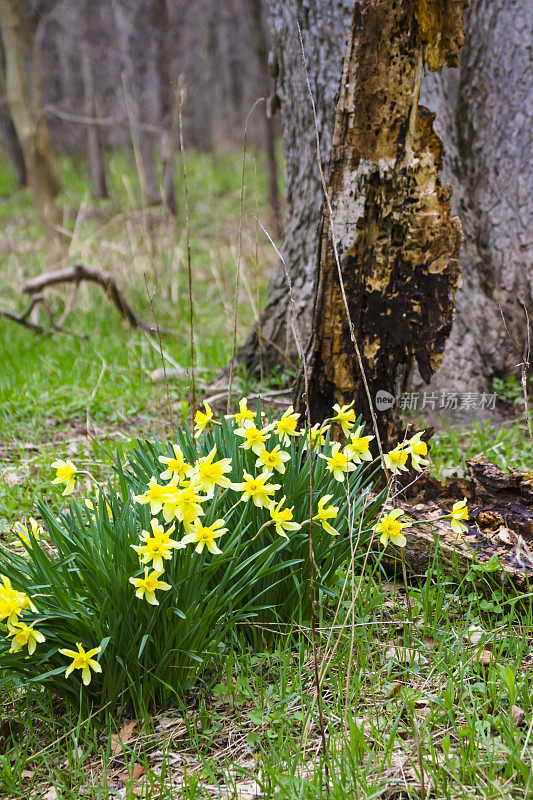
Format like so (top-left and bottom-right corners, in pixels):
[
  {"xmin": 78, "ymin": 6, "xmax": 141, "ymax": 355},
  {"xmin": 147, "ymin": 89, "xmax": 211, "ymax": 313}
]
[{"xmin": 296, "ymin": 0, "xmax": 465, "ymax": 445}]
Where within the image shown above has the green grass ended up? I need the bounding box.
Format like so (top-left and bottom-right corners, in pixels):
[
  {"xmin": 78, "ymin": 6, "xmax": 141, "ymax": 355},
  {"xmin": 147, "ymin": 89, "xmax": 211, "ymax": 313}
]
[
  {"xmin": 1, "ymin": 149, "xmax": 532, "ymax": 799},
  {"xmin": 1, "ymin": 558, "xmax": 531, "ymax": 799},
  {"xmin": 430, "ymin": 419, "xmax": 532, "ymax": 479}
]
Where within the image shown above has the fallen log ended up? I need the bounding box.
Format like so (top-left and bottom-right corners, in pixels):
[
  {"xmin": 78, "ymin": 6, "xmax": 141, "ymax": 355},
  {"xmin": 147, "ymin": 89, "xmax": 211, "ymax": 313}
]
[{"xmin": 385, "ymin": 458, "xmax": 533, "ymax": 592}]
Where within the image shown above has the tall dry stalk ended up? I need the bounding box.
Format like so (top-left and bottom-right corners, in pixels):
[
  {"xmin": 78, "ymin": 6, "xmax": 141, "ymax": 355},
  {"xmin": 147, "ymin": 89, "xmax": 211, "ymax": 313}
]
[{"xmin": 177, "ymin": 78, "xmax": 196, "ymax": 426}]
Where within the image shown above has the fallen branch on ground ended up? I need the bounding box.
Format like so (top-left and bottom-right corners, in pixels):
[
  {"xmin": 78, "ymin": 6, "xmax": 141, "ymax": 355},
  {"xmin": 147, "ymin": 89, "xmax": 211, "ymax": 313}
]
[
  {"xmin": 22, "ymin": 262, "xmax": 155, "ymax": 332},
  {"xmin": 0, "ymin": 293, "xmax": 46, "ymax": 333}
]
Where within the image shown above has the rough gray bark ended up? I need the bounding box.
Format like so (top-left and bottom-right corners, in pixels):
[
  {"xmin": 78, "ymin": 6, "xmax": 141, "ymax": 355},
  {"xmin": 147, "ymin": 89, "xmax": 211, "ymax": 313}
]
[
  {"xmin": 417, "ymin": 0, "xmax": 533, "ymax": 397},
  {"xmin": 237, "ymin": 0, "xmax": 353, "ymax": 373},
  {"xmin": 242, "ymin": 0, "xmax": 532, "ymax": 405}
]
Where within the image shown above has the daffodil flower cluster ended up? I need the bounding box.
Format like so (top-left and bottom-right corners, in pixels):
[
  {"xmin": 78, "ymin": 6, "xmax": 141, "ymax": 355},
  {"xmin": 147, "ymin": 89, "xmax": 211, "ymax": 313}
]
[
  {"xmin": 0, "ymin": 574, "xmax": 44, "ymax": 656},
  {"xmin": 127, "ymin": 400, "xmax": 385, "ymax": 603},
  {"xmin": 384, "ymin": 432, "xmax": 430, "ymax": 475}
]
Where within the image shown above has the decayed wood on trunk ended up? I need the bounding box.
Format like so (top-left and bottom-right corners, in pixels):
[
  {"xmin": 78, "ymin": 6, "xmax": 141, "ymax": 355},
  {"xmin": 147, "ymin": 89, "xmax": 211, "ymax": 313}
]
[
  {"xmin": 0, "ymin": 0, "xmax": 65, "ymax": 267},
  {"xmin": 296, "ymin": 0, "xmax": 465, "ymax": 446},
  {"xmin": 243, "ymin": 0, "xmax": 531, "ymax": 412},
  {"xmin": 81, "ymin": 0, "xmax": 108, "ymax": 200}
]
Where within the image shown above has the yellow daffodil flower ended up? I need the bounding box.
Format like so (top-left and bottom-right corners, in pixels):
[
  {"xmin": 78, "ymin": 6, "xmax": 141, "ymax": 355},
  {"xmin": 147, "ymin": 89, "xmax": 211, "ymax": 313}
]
[
  {"xmin": 344, "ymin": 425, "xmax": 374, "ymax": 464},
  {"xmin": 449, "ymin": 498, "xmax": 469, "ymax": 533},
  {"xmin": 303, "ymin": 424, "xmax": 329, "ymax": 449},
  {"xmin": 134, "ymin": 476, "xmax": 178, "ymax": 515},
  {"xmin": 181, "ymin": 519, "xmax": 227, "ymax": 555},
  {"xmin": 383, "ymin": 446, "xmax": 409, "ymax": 475},
  {"xmin": 405, "ymin": 432, "xmax": 429, "ymax": 472},
  {"xmin": 14, "ymin": 517, "xmax": 42, "ymax": 545},
  {"xmin": 192, "ymin": 446, "xmax": 232, "ymax": 497},
  {"xmin": 8, "ymin": 621, "xmax": 45, "ymax": 655},
  {"xmin": 313, "ymin": 494, "xmax": 339, "ymax": 536},
  {"xmin": 162, "ymin": 483, "xmax": 206, "ymax": 525},
  {"xmin": 85, "ymin": 498, "xmax": 113, "ymax": 521},
  {"xmin": 255, "ymin": 444, "xmax": 291, "ymax": 474},
  {"xmin": 234, "ymin": 423, "xmax": 271, "ymax": 455},
  {"xmin": 0, "ymin": 576, "xmax": 35, "ymax": 628},
  {"xmin": 194, "ymin": 400, "xmax": 215, "ymax": 438},
  {"xmin": 373, "ymin": 509, "xmax": 411, "ymax": 548},
  {"xmin": 131, "ymin": 518, "xmax": 184, "ymax": 572},
  {"xmin": 159, "ymin": 444, "xmax": 193, "ymax": 482},
  {"xmin": 58, "ymin": 642, "xmax": 102, "ymax": 685},
  {"xmin": 229, "ymin": 397, "xmax": 256, "ymax": 427},
  {"xmin": 232, "ymin": 470, "xmax": 280, "ymax": 508},
  {"xmin": 269, "ymin": 497, "xmax": 301, "ymax": 539},
  {"xmin": 273, "ymin": 406, "xmax": 301, "ymax": 446},
  {"xmin": 319, "ymin": 443, "xmax": 356, "ymax": 482},
  {"xmin": 129, "ymin": 568, "xmax": 171, "ymax": 605},
  {"xmin": 51, "ymin": 459, "xmax": 77, "ymax": 496},
  {"xmin": 331, "ymin": 402, "xmax": 356, "ymax": 436}
]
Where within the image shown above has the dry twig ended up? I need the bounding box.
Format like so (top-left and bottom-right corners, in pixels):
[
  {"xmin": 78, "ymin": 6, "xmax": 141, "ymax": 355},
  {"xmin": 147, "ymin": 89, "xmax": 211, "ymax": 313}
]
[{"xmin": 22, "ymin": 262, "xmax": 155, "ymax": 333}]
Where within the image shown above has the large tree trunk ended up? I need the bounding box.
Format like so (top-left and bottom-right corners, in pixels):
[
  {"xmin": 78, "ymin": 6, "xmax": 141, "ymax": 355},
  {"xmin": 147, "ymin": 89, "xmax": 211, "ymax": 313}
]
[
  {"xmin": 417, "ymin": 0, "xmax": 533, "ymax": 398},
  {"xmin": 0, "ymin": 0, "xmax": 65, "ymax": 267},
  {"xmin": 81, "ymin": 0, "xmax": 108, "ymax": 200},
  {"xmin": 242, "ymin": 0, "xmax": 532, "ymax": 413},
  {"xmin": 295, "ymin": 0, "xmax": 465, "ymax": 446},
  {"xmin": 237, "ymin": 0, "xmax": 354, "ymax": 372}
]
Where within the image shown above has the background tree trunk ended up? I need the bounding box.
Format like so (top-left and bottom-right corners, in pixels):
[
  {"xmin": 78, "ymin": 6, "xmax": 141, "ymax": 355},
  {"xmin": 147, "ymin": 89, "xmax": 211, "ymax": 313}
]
[
  {"xmin": 236, "ymin": 0, "xmax": 353, "ymax": 374},
  {"xmin": 113, "ymin": 0, "xmax": 160, "ymax": 208},
  {"xmin": 417, "ymin": 0, "xmax": 533, "ymax": 399},
  {"xmin": 295, "ymin": 0, "xmax": 465, "ymax": 446},
  {"xmin": 154, "ymin": 0, "xmax": 177, "ymax": 215},
  {"xmin": 247, "ymin": 0, "xmax": 282, "ymax": 239},
  {"xmin": 81, "ymin": 0, "xmax": 108, "ymax": 200},
  {"xmin": 0, "ymin": 99, "xmax": 26, "ymax": 186},
  {"xmin": 0, "ymin": 0, "xmax": 65, "ymax": 267}
]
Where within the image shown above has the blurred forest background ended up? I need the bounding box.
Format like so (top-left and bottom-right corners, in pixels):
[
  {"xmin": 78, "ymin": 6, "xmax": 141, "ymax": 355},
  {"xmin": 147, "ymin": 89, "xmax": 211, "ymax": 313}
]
[{"xmin": 0, "ymin": 0, "xmax": 279, "ymax": 188}]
